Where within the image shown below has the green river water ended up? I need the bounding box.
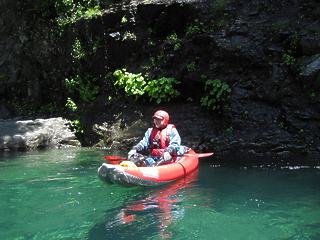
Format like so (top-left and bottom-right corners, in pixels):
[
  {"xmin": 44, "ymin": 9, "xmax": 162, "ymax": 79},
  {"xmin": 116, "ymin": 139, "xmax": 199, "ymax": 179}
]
[{"xmin": 0, "ymin": 148, "xmax": 319, "ymax": 240}]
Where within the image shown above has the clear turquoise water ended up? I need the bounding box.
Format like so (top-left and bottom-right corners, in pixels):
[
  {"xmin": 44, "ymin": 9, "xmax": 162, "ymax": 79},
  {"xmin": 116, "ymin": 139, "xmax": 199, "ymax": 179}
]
[{"xmin": 0, "ymin": 148, "xmax": 319, "ymax": 240}]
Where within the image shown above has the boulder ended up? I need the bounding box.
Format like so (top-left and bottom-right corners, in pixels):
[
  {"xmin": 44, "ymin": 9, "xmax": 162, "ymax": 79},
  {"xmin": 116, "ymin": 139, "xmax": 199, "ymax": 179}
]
[{"xmin": 0, "ymin": 117, "xmax": 80, "ymax": 151}]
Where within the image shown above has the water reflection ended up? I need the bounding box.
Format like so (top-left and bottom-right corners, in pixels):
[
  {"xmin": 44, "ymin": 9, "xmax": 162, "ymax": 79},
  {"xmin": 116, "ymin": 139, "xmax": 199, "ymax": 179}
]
[{"xmin": 89, "ymin": 169, "xmax": 213, "ymax": 239}]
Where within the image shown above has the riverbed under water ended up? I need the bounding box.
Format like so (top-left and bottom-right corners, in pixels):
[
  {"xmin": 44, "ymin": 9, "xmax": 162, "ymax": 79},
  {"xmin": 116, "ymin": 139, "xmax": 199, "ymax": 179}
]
[{"xmin": 0, "ymin": 148, "xmax": 319, "ymax": 240}]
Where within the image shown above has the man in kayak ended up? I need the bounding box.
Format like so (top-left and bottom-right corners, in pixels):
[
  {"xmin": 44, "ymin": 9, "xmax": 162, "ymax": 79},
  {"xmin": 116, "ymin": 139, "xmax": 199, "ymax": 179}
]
[{"xmin": 127, "ymin": 110, "xmax": 186, "ymax": 167}]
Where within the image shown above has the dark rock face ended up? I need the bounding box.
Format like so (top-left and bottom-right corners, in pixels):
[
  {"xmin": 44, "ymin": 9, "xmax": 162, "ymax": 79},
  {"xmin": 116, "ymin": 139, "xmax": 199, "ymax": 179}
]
[
  {"xmin": 0, "ymin": 0, "xmax": 320, "ymax": 155},
  {"xmin": 80, "ymin": 0, "xmax": 320, "ymax": 156}
]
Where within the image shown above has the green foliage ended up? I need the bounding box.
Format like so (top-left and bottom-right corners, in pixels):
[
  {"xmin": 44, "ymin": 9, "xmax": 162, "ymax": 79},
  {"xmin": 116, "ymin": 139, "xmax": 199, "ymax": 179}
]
[
  {"xmin": 167, "ymin": 32, "xmax": 178, "ymax": 41},
  {"xmin": 310, "ymin": 91, "xmax": 316, "ymax": 98},
  {"xmin": 278, "ymin": 122, "xmax": 287, "ymax": 129},
  {"xmin": 54, "ymin": 0, "xmax": 103, "ymax": 26},
  {"xmin": 39, "ymin": 102, "xmax": 58, "ymax": 114},
  {"xmin": 166, "ymin": 32, "xmax": 182, "ymax": 51},
  {"xmin": 67, "ymin": 114, "xmax": 83, "ymax": 134},
  {"xmin": 173, "ymin": 42, "xmax": 181, "ymax": 51},
  {"xmin": 157, "ymin": 51, "xmax": 164, "ymax": 60},
  {"xmin": 7, "ymin": 81, "xmax": 61, "ymax": 115},
  {"xmin": 281, "ymin": 50, "xmax": 296, "ymax": 66},
  {"xmin": 242, "ymin": 110, "xmax": 249, "ymax": 118},
  {"xmin": 64, "ymin": 74, "xmax": 99, "ymax": 133},
  {"xmin": 200, "ymin": 79, "xmax": 231, "ymax": 111},
  {"xmin": 121, "ymin": 16, "xmax": 128, "ymax": 23},
  {"xmin": 142, "ymin": 65, "xmax": 152, "ymax": 71},
  {"xmin": 72, "ymin": 39, "xmax": 86, "ymax": 59},
  {"xmin": 187, "ymin": 61, "xmax": 196, "ymax": 72},
  {"xmin": 9, "ymin": 97, "xmax": 38, "ymax": 115},
  {"xmin": 144, "ymin": 77, "xmax": 181, "ymax": 104},
  {"xmin": 66, "ymin": 97, "xmax": 77, "ymax": 112},
  {"xmin": 302, "ymin": 140, "xmax": 314, "ymax": 153},
  {"xmin": 71, "ymin": 36, "xmax": 101, "ymax": 64},
  {"xmin": 273, "ymin": 118, "xmax": 287, "ymax": 130},
  {"xmin": 186, "ymin": 19, "xmax": 206, "ymax": 35},
  {"xmin": 71, "ymin": 119, "xmax": 84, "ymax": 133},
  {"xmin": 124, "ymin": 31, "xmax": 136, "ymax": 40},
  {"xmin": 113, "ymin": 69, "xmax": 146, "ymax": 99},
  {"xmin": 73, "ymin": 120, "xmax": 84, "ymax": 133},
  {"xmin": 226, "ymin": 126, "xmax": 234, "ymax": 133},
  {"xmin": 65, "ymin": 74, "xmax": 99, "ymax": 103},
  {"xmin": 112, "ymin": 69, "xmax": 181, "ymax": 104},
  {"xmin": 148, "ymin": 40, "xmax": 156, "ymax": 46}
]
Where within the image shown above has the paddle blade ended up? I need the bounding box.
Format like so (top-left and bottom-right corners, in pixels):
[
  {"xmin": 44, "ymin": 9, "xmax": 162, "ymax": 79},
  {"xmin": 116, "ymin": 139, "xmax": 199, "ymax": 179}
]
[
  {"xmin": 195, "ymin": 153, "xmax": 213, "ymax": 158},
  {"xmin": 104, "ymin": 156, "xmax": 127, "ymax": 160},
  {"xmin": 181, "ymin": 153, "xmax": 214, "ymax": 158},
  {"xmin": 104, "ymin": 156, "xmax": 127, "ymax": 165}
]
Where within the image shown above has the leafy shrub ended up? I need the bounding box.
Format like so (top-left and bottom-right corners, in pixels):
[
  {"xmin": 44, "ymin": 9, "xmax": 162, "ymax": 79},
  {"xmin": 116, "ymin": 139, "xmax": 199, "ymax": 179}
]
[
  {"xmin": 65, "ymin": 74, "xmax": 99, "ymax": 103},
  {"xmin": 200, "ymin": 79, "xmax": 231, "ymax": 111},
  {"xmin": 113, "ymin": 69, "xmax": 146, "ymax": 99},
  {"xmin": 112, "ymin": 69, "xmax": 181, "ymax": 104},
  {"xmin": 144, "ymin": 77, "xmax": 181, "ymax": 104},
  {"xmin": 55, "ymin": 0, "xmax": 103, "ymax": 26}
]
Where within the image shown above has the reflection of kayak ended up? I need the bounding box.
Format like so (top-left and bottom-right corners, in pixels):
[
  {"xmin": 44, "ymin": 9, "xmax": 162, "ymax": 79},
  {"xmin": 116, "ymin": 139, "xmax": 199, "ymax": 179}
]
[{"xmin": 97, "ymin": 149, "xmax": 204, "ymax": 187}]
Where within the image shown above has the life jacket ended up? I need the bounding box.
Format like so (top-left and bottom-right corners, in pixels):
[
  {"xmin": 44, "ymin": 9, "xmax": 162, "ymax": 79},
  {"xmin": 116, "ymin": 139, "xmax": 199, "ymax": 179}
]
[{"xmin": 149, "ymin": 124, "xmax": 175, "ymax": 156}]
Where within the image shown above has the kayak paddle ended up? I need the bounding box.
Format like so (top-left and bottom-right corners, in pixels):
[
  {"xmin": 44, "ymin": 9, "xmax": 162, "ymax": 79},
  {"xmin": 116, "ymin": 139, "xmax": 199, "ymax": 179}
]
[
  {"xmin": 174, "ymin": 152, "xmax": 214, "ymax": 158},
  {"xmin": 104, "ymin": 152, "xmax": 213, "ymax": 163}
]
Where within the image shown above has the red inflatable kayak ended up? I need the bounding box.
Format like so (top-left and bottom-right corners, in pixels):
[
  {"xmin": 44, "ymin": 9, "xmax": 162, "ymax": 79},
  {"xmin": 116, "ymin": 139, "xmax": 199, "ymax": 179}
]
[{"xmin": 97, "ymin": 150, "xmax": 212, "ymax": 187}]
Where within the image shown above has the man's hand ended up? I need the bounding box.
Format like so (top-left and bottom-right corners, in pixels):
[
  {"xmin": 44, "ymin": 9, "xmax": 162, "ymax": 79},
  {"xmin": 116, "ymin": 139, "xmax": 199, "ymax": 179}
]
[
  {"xmin": 128, "ymin": 149, "xmax": 137, "ymax": 159},
  {"xmin": 163, "ymin": 152, "xmax": 172, "ymax": 161}
]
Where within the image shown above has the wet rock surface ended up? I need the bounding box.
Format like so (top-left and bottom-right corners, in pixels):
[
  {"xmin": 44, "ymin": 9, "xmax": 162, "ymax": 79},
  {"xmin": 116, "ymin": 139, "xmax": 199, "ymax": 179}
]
[{"xmin": 0, "ymin": 116, "xmax": 80, "ymax": 151}]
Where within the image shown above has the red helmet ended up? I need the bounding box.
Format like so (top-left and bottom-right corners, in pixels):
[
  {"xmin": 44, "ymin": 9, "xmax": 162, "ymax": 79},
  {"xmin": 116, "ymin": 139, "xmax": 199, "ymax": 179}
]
[{"xmin": 153, "ymin": 110, "xmax": 169, "ymax": 126}]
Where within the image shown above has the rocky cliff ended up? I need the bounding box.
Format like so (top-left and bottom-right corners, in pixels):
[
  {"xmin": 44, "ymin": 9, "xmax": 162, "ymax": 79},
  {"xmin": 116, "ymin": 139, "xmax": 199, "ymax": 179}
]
[
  {"xmin": 0, "ymin": 0, "xmax": 320, "ymax": 156},
  {"xmin": 81, "ymin": 0, "xmax": 320, "ymax": 156}
]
